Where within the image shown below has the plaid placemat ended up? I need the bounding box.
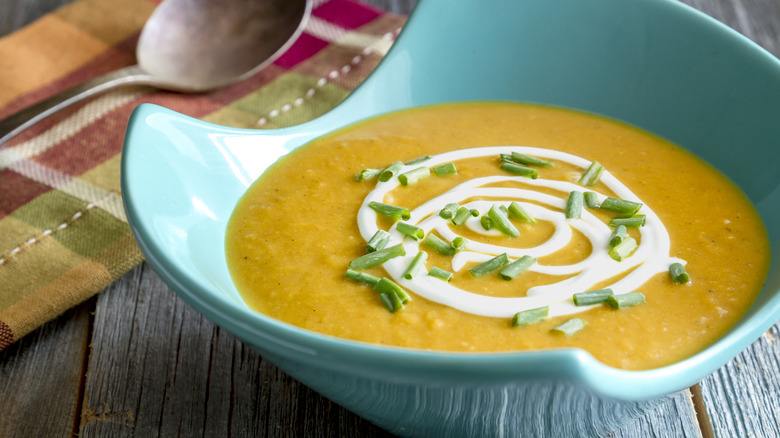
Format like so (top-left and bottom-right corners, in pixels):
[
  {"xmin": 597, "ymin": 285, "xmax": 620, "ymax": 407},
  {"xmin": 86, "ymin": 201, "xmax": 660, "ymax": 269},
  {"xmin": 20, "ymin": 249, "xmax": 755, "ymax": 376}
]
[{"xmin": 0, "ymin": 0, "xmax": 405, "ymax": 350}]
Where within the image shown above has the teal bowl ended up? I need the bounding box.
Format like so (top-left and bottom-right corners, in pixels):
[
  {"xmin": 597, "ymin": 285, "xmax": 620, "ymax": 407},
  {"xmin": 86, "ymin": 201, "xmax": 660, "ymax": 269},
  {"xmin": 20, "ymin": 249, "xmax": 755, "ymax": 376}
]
[{"xmin": 122, "ymin": 0, "xmax": 780, "ymax": 436}]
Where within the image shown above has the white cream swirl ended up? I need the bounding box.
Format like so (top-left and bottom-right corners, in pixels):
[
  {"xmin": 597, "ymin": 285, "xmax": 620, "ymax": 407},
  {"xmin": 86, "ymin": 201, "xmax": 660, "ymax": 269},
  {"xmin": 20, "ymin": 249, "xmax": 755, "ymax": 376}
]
[{"xmin": 357, "ymin": 147, "xmax": 684, "ymax": 318}]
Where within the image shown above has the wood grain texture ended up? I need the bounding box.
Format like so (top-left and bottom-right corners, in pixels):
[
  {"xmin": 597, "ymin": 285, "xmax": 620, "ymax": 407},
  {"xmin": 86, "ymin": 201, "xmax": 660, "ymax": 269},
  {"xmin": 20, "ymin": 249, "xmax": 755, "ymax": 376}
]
[
  {"xmin": 0, "ymin": 0, "xmax": 779, "ymax": 437},
  {"xmin": 0, "ymin": 301, "xmax": 91, "ymax": 438}
]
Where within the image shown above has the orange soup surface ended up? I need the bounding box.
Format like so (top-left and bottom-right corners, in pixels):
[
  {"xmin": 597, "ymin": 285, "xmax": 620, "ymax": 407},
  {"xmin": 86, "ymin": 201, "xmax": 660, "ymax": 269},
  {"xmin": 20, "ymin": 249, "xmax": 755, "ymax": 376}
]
[{"xmin": 225, "ymin": 103, "xmax": 770, "ymax": 370}]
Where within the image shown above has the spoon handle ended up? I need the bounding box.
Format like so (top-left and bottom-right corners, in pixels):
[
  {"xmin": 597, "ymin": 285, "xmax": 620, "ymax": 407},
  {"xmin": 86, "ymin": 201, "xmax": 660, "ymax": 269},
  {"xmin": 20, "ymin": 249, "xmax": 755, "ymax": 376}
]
[{"xmin": 0, "ymin": 65, "xmax": 153, "ymax": 146}]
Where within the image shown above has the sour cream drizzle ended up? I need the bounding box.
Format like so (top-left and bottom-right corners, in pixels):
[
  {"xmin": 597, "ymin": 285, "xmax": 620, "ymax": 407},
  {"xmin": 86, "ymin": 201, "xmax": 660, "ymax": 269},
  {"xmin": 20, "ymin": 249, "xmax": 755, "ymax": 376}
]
[{"xmin": 357, "ymin": 147, "xmax": 684, "ymax": 318}]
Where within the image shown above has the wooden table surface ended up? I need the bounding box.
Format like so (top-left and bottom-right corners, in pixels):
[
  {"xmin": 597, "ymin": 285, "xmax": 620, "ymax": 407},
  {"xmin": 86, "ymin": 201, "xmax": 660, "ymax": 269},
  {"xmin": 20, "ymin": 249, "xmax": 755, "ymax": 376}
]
[{"xmin": 1, "ymin": 0, "xmax": 778, "ymax": 436}]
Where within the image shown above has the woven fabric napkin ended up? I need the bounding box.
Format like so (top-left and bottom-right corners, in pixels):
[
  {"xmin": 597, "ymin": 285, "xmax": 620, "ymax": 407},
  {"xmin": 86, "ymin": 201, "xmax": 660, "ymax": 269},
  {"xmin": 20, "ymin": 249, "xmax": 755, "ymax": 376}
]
[{"xmin": 0, "ymin": 0, "xmax": 405, "ymax": 350}]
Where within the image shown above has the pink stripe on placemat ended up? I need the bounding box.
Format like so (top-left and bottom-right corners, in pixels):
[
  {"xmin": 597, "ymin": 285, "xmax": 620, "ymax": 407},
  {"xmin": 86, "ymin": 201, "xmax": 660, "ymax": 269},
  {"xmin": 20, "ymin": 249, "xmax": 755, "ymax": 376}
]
[
  {"xmin": 313, "ymin": 0, "xmax": 382, "ymax": 29},
  {"xmin": 273, "ymin": 32, "xmax": 330, "ymax": 69}
]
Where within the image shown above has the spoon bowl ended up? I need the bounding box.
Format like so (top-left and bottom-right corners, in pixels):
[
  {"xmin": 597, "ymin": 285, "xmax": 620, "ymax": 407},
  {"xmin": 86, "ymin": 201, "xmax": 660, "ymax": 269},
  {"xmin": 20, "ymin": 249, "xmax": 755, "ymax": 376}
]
[{"xmin": 0, "ymin": 0, "xmax": 311, "ymax": 144}]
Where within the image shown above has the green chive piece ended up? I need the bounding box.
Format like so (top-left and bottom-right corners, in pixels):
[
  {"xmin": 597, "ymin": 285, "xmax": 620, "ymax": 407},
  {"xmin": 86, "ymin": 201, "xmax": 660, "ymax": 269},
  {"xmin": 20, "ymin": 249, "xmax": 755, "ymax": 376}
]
[
  {"xmin": 405, "ymin": 155, "xmax": 431, "ymax": 166},
  {"xmin": 355, "ymin": 168, "xmax": 381, "ymax": 181},
  {"xmin": 510, "ymin": 152, "xmax": 554, "ymax": 167},
  {"xmin": 366, "ymin": 229, "xmax": 390, "ymax": 252},
  {"xmin": 349, "ymin": 244, "xmax": 406, "ymax": 270},
  {"xmin": 609, "ymin": 215, "xmax": 646, "ymax": 228},
  {"xmin": 511, "ymin": 306, "xmax": 549, "ymax": 327},
  {"xmin": 439, "ymin": 202, "xmax": 460, "ymax": 219},
  {"xmin": 499, "ymin": 255, "xmax": 537, "ymax": 280},
  {"xmin": 423, "ymin": 234, "xmax": 455, "ymax": 256},
  {"xmin": 578, "ymin": 161, "xmax": 605, "ymax": 186},
  {"xmin": 470, "ymin": 209, "xmax": 480, "ymax": 217},
  {"xmin": 369, "ymin": 201, "xmax": 411, "ymax": 221},
  {"xmin": 552, "ymin": 318, "xmax": 586, "ymax": 335},
  {"xmin": 428, "ymin": 266, "xmax": 453, "ymax": 281},
  {"xmin": 670, "ymin": 263, "xmax": 690, "ymax": 284},
  {"xmin": 469, "ymin": 253, "xmax": 510, "ymax": 277},
  {"xmin": 566, "ymin": 191, "xmax": 584, "ymax": 219},
  {"xmin": 433, "ymin": 162, "xmax": 457, "ymax": 176},
  {"xmin": 396, "ymin": 222, "xmax": 425, "ymax": 240},
  {"xmin": 403, "ymin": 251, "xmax": 428, "ymax": 280},
  {"xmin": 451, "ymin": 237, "xmax": 468, "ymax": 251},
  {"xmin": 573, "ymin": 288, "xmax": 614, "ymax": 306},
  {"xmin": 584, "ymin": 191, "xmax": 600, "ymax": 208},
  {"xmin": 398, "ymin": 167, "xmax": 431, "ymax": 185},
  {"xmin": 378, "ymin": 293, "xmax": 395, "ymax": 312},
  {"xmin": 488, "ymin": 205, "xmax": 520, "ymax": 237},
  {"xmin": 480, "ymin": 215, "xmax": 494, "ymax": 230},
  {"xmin": 600, "ymin": 197, "xmax": 643, "ymax": 216},
  {"xmin": 608, "ymin": 225, "xmax": 628, "ymax": 249},
  {"xmin": 452, "ymin": 207, "xmax": 472, "ymax": 226},
  {"xmin": 500, "ymin": 162, "xmax": 539, "ymax": 179},
  {"xmin": 607, "ymin": 292, "xmax": 646, "ymax": 309},
  {"xmin": 374, "ymin": 277, "xmax": 411, "ymax": 304},
  {"xmin": 379, "ymin": 161, "xmax": 404, "ymax": 182},
  {"xmin": 345, "ymin": 269, "xmax": 380, "ymax": 286},
  {"xmin": 608, "ymin": 236, "xmax": 638, "ymax": 261},
  {"xmin": 508, "ymin": 201, "xmax": 536, "ymax": 223}
]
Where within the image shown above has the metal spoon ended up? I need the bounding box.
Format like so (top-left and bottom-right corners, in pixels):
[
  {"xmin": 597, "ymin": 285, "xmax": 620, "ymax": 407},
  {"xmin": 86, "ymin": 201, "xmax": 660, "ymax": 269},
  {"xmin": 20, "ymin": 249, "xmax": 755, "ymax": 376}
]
[{"xmin": 0, "ymin": 0, "xmax": 311, "ymax": 146}]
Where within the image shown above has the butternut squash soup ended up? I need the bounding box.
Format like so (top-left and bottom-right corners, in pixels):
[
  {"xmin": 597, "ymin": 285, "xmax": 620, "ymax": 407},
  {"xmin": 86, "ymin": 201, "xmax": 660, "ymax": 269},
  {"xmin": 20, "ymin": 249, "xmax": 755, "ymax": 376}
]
[{"xmin": 225, "ymin": 103, "xmax": 770, "ymax": 370}]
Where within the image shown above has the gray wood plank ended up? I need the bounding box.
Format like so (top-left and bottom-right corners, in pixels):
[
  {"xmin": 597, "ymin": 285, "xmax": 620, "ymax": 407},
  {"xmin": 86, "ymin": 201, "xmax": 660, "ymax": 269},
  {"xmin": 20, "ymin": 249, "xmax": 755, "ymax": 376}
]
[
  {"xmin": 699, "ymin": 326, "xmax": 780, "ymax": 438},
  {"xmin": 79, "ymin": 263, "xmax": 395, "ymax": 437},
  {"xmin": 0, "ymin": 301, "xmax": 91, "ymax": 438}
]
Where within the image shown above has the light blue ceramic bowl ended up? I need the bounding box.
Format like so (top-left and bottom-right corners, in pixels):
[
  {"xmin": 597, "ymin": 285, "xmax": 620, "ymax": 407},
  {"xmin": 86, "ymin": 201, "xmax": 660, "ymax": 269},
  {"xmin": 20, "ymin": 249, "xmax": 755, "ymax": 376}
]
[{"xmin": 122, "ymin": 0, "xmax": 780, "ymax": 435}]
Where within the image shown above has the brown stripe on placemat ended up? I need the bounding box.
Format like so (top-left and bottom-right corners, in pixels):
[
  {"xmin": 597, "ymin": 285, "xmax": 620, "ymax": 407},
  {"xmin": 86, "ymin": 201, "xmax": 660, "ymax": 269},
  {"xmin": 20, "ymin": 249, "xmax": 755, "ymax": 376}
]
[{"xmin": 0, "ymin": 320, "xmax": 14, "ymax": 350}]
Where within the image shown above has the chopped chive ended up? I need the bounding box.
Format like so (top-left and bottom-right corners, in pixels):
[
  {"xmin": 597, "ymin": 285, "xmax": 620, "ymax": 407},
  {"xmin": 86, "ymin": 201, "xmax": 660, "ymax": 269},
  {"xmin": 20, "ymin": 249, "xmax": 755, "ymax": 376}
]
[
  {"xmin": 451, "ymin": 236, "xmax": 468, "ymax": 251},
  {"xmin": 398, "ymin": 167, "xmax": 431, "ymax": 185},
  {"xmin": 423, "ymin": 234, "xmax": 455, "ymax": 256},
  {"xmin": 396, "ymin": 222, "xmax": 425, "ymax": 240},
  {"xmin": 469, "ymin": 253, "xmax": 510, "ymax": 277},
  {"xmin": 378, "ymin": 293, "xmax": 395, "ymax": 312},
  {"xmin": 508, "ymin": 201, "xmax": 536, "ymax": 223},
  {"xmin": 552, "ymin": 318, "xmax": 586, "ymax": 335},
  {"xmin": 439, "ymin": 202, "xmax": 460, "ymax": 219},
  {"xmin": 600, "ymin": 197, "xmax": 643, "ymax": 216},
  {"xmin": 500, "ymin": 162, "xmax": 539, "ymax": 179},
  {"xmin": 584, "ymin": 191, "xmax": 600, "ymax": 208},
  {"xmin": 349, "ymin": 244, "xmax": 406, "ymax": 270},
  {"xmin": 609, "ymin": 215, "xmax": 646, "ymax": 228},
  {"xmin": 608, "ymin": 236, "xmax": 638, "ymax": 261},
  {"xmin": 433, "ymin": 162, "xmax": 457, "ymax": 176},
  {"xmin": 354, "ymin": 168, "xmax": 381, "ymax": 181},
  {"xmin": 511, "ymin": 306, "xmax": 549, "ymax": 327},
  {"xmin": 499, "ymin": 255, "xmax": 536, "ymax": 280},
  {"xmin": 345, "ymin": 269, "xmax": 380, "ymax": 286},
  {"xmin": 378, "ymin": 161, "xmax": 404, "ymax": 182},
  {"xmin": 452, "ymin": 207, "xmax": 472, "ymax": 226},
  {"xmin": 608, "ymin": 225, "xmax": 628, "ymax": 249},
  {"xmin": 366, "ymin": 229, "xmax": 391, "ymax": 252},
  {"xmin": 470, "ymin": 209, "xmax": 480, "ymax": 217},
  {"xmin": 369, "ymin": 201, "xmax": 411, "ymax": 221},
  {"xmin": 607, "ymin": 292, "xmax": 645, "ymax": 309},
  {"xmin": 405, "ymin": 155, "xmax": 431, "ymax": 166},
  {"xmin": 578, "ymin": 161, "xmax": 605, "ymax": 186},
  {"xmin": 566, "ymin": 191, "xmax": 584, "ymax": 219},
  {"xmin": 488, "ymin": 205, "xmax": 520, "ymax": 237},
  {"xmin": 374, "ymin": 277, "xmax": 411, "ymax": 304},
  {"xmin": 480, "ymin": 215, "xmax": 494, "ymax": 230},
  {"xmin": 510, "ymin": 151, "xmax": 554, "ymax": 167},
  {"xmin": 428, "ymin": 266, "xmax": 453, "ymax": 281},
  {"xmin": 670, "ymin": 263, "xmax": 690, "ymax": 284},
  {"xmin": 403, "ymin": 251, "xmax": 428, "ymax": 280},
  {"xmin": 573, "ymin": 288, "xmax": 614, "ymax": 306}
]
